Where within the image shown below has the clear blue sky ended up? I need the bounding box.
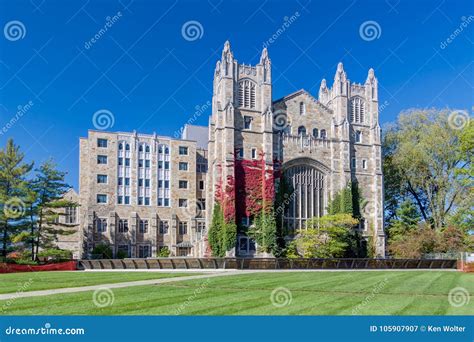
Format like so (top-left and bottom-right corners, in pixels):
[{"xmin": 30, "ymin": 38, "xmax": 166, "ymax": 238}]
[{"xmin": 0, "ymin": 0, "xmax": 473, "ymax": 189}]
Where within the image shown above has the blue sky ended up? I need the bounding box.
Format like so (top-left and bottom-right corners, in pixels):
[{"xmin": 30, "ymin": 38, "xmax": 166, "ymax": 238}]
[{"xmin": 0, "ymin": 0, "xmax": 473, "ymax": 189}]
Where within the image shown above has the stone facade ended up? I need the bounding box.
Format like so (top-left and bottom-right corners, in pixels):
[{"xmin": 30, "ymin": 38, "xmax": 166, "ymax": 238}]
[
  {"xmin": 59, "ymin": 41, "xmax": 385, "ymax": 258},
  {"xmin": 206, "ymin": 41, "xmax": 385, "ymax": 257}
]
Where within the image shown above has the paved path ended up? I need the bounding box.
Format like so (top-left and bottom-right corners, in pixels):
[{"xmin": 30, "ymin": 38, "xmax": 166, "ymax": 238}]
[{"xmin": 0, "ymin": 271, "xmax": 247, "ymax": 301}]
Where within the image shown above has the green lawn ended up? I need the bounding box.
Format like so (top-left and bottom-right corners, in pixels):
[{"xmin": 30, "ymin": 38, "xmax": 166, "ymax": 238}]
[
  {"xmin": 0, "ymin": 271, "xmax": 196, "ymax": 294},
  {"xmin": 0, "ymin": 271, "xmax": 472, "ymax": 315}
]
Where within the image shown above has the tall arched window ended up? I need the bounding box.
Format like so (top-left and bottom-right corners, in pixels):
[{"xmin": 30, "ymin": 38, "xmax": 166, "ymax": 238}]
[
  {"xmin": 238, "ymin": 80, "xmax": 256, "ymax": 109},
  {"xmin": 350, "ymin": 97, "xmax": 366, "ymax": 124},
  {"xmin": 312, "ymin": 128, "xmax": 319, "ymax": 138},
  {"xmin": 298, "ymin": 126, "xmax": 306, "ymax": 136}
]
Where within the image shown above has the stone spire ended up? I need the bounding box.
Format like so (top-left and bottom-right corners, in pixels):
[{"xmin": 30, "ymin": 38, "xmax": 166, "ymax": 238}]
[{"xmin": 319, "ymin": 79, "xmax": 329, "ymax": 104}]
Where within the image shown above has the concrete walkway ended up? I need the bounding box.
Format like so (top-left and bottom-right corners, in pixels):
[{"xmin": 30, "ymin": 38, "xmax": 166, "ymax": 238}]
[{"xmin": 0, "ymin": 271, "xmax": 247, "ymax": 301}]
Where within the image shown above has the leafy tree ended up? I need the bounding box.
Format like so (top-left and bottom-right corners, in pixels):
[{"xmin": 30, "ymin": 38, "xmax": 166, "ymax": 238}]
[
  {"xmin": 222, "ymin": 221, "xmax": 237, "ymax": 253},
  {"xmin": 382, "ymin": 109, "xmax": 472, "ymax": 229},
  {"xmin": 388, "ymin": 225, "xmax": 439, "ymax": 259},
  {"xmin": 327, "ymin": 183, "xmax": 353, "ymax": 215},
  {"xmin": 208, "ymin": 203, "xmax": 224, "ymax": 257},
  {"xmin": 293, "ymin": 214, "xmax": 359, "ymax": 258},
  {"xmin": 30, "ymin": 160, "xmax": 77, "ymax": 259},
  {"xmin": 0, "ymin": 139, "xmax": 33, "ymax": 257},
  {"xmin": 273, "ymin": 174, "xmax": 293, "ymax": 256},
  {"xmin": 248, "ymin": 207, "xmax": 277, "ymax": 254},
  {"xmin": 387, "ymin": 200, "xmax": 421, "ymax": 241}
]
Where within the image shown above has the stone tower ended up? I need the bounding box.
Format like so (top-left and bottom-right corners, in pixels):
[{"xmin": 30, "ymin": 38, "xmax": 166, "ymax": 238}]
[{"xmin": 206, "ymin": 41, "xmax": 274, "ymax": 255}]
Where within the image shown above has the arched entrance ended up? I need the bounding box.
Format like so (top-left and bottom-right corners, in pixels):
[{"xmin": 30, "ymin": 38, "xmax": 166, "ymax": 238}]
[{"xmin": 282, "ymin": 158, "xmax": 328, "ymax": 233}]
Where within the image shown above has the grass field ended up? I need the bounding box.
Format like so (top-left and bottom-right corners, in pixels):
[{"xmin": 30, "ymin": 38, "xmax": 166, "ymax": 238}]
[
  {"xmin": 0, "ymin": 271, "xmax": 196, "ymax": 294},
  {"xmin": 0, "ymin": 271, "xmax": 472, "ymax": 315}
]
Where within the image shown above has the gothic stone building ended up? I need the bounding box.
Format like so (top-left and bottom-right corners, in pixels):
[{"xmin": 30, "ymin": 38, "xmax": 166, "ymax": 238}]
[{"xmin": 59, "ymin": 41, "xmax": 385, "ymax": 258}]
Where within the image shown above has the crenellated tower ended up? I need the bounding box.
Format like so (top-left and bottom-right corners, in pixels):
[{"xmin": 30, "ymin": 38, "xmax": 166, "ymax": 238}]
[{"xmin": 206, "ymin": 42, "xmax": 273, "ymax": 255}]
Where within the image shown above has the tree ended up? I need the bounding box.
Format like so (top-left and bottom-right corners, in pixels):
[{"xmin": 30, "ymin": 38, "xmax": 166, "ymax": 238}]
[
  {"xmin": 382, "ymin": 109, "xmax": 472, "ymax": 230},
  {"xmin": 208, "ymin": 203, "xmax": 224, "ymax": 257},
  {"xmin": 388, "ymin": 225, "xmax": 438, "ymax": 259},
  {"xmin": 327, "ymin": 183, "xmax": 353, "ymax": 215},
  {"xmin": 30, "ymin": 160, "xmax": 77, "ymax": 259},
  {"xmin": 248, "ymin": 207, "xmax": 277, "ymax": 254},
  {"xmin": 387, "ymin": 200, "xmax": 421, "ymax": 241},
  {"xmin": 293, "ymin": 214, "xmax": 359, "ymax": 258},
  {"xmin": 0, "ymin": 139, "xmax": 33, "ymax": 257}
]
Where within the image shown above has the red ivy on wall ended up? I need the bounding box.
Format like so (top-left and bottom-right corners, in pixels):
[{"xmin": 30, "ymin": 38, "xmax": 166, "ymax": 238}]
[
  {"xmin": 215, "ymin": 151, "xmax": 279, "ymax": 224},
  {"xmin": 214, "ymin": 162, "xmax": 236, "ymax": 223},
  {"xmin": 234, "ymin": 151, "xmax": 275, "ymax": 221}
]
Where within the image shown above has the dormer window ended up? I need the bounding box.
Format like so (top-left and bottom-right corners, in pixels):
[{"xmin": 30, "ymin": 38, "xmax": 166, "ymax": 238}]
[{"xmin": 238, "ymin": 80, "xmax": 256, "ymax": 109}]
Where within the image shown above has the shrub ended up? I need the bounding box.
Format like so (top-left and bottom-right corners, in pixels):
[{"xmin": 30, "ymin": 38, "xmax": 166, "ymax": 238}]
[
  {"xmin": 91, "ymin": 244, "xmax": 113, "ymax": 259},
  {"xmin": 38, "ymin": 248, "xmax": 72, "ymax": 261},
  {"xmin": 158, "ymin": 246, "xmax": 171, "ymax": 257}
]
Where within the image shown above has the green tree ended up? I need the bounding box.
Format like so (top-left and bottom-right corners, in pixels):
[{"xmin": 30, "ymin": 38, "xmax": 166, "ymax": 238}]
[
  {"xmin": 293, "ymin": 214, "xmax": 359, "ymax": 258},
  {"xmin": 327, "ymin": 182, "xmax": 353, "ymax": 215},
  {"xmin": 208, "ymin": 203, "xmax": 224, "ymax": 257},
  {"xmin": 248, "ymin": 207, "xmax": 277, "ymax": 254},
  {"xmin": 387, "ymin": 200, "xmax": 421, "ymax": 241},
  {"xmin": 0, "ymin": 139, "xmax": 33, "ymax": 257},
  {"xmin": 30, "ymin": 160, "xmax": 77, "ymax": 259},
  {"xmin": 382, "ymin": 109, "xmax": 472, "ymax": 229}
]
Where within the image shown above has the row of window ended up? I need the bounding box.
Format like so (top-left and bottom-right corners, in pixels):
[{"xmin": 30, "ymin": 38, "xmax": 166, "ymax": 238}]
[
  {"xmin": 294, "ymin": 127, "xmax": 363, "ymax": 143},
  {"xmin": 97, "ymin": 138, "xmax": 189, "ymax": 155},
  {"xmin": 96, "ymin": 218, "xmax": 191, "ymax": 235},
  {"xmin": 297, "ymin": 126, "xmax": 327, "ymax": 139},
  {"xmin": 297, "ymin": 99, "xmax": 367, "ymax": 125},
  {"xmin": 96, "ymin": 194, "xmax": 206, "ymax": 208}
]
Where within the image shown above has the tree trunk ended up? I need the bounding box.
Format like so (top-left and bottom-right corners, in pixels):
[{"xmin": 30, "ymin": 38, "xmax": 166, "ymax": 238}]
[{"xmin": 1, "ymin": 223, "xmax": 7, "ymax": 257}]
